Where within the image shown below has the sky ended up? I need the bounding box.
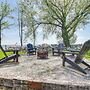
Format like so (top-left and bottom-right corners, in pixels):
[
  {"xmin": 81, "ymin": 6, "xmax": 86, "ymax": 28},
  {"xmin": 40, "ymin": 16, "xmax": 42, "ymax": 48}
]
[{"xmin": 1, "ymin": 0, "xmax": 90, "ymax": 45}]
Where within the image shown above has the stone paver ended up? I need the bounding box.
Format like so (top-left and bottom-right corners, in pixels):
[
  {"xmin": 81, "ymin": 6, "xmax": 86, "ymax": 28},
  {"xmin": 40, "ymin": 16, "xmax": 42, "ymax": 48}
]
[{"xmin": 0, "ymin": 55, "xmax": 90, "ymax": 86}]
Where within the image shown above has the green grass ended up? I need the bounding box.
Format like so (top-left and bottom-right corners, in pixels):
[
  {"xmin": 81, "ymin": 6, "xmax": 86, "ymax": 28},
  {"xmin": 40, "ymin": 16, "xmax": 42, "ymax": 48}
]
[
  {"xmin": 0, "ymin": 51, "xmax": 26, "ymax": 60},
  {"xmin": 0, "ymin": 52, "xmax": 13, "ymax": 59},
  {"xmin": 0, "ymin": 50, "xmax": 90, "ymax": 60},
  {"xmin": 84, "ymin": 50, "xmax": 90, "ymax": 60},
  {"xmin": 19, "ymin": 50, "xmax": 26, "ymax": 55}
]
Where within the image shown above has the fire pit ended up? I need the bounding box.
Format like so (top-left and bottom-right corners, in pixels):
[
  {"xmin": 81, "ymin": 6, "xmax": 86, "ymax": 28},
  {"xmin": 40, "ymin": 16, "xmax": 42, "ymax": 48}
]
[{"xmin": 37, "ymin": 49, "xmax": 48, "ymax": 59}]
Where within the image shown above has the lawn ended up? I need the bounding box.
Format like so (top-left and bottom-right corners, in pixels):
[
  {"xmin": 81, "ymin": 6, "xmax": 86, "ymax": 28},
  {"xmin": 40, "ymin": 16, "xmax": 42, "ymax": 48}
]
[
  {"xmin": 0, "ymin": 50, "xmax": 90, "ymax": 60},
  {"xmin": 0, "ymin": 51, "xmax": 26, "ymax": 59},
  {"xmin": 85, "ymin": 50, "xmax": 90, "ymax": 60},
  {"xmin": 0, "ymin": 51, "xmax": 13, "ymax": 59}
]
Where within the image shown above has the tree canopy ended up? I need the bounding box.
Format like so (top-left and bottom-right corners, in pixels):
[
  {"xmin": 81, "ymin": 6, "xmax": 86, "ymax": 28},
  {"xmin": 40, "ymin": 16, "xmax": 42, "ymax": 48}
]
[
  {"xmin": 0, "ymin": 1, "xmax": 14, "ymax": 45},
  {"xmin": 35, "ymin": 0, "xmax": 90, "ymax": 47},
  {"xmin": 17, "ymin": 0, "xmax": 90, "ymax": 46},
  {"xmin": 18, "ymin": 0, "xmax": 39, "ymax": 46}
]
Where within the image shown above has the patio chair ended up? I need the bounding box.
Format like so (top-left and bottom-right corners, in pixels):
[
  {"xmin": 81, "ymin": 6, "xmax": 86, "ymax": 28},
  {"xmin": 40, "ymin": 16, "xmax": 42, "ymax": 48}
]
[
  {"xmin": 62, "ymin": 40, "xmax": 90, "ymax": 74},
  {"xmin": 27, "ymin": 43, "xmax": 36, "ymax": 55},
  {"xmin": 52, "ymin": 43, "xmax": 64, "ymax": 56},
  {"xmin": 0, "ymin": 45, "xmax": 20, "ymax": 64}
]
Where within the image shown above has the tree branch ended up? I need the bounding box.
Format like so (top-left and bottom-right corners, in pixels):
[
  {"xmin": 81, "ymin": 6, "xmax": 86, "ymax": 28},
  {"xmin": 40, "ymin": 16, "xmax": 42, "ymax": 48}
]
[
  {"xmin": 49, "ymin": 0, "xmax": 63, "ymax": 17},
  {"xmin": 66, "ymin": 4, "xmax": 90, "ymax": 30},
  {"xmin": 1, "ymin": 24, "xmax": 14, "ymax": 30},
  {"xmin": 37, "ymin": 22, "xmax": 61, "ymax": 27},
  {"xmin": 45, "ymin": 0, "xmax": 63, "ymax": 22},
  {"xmin": 47, "ymin": 10, "xmax": 62, "ymax": 25}
]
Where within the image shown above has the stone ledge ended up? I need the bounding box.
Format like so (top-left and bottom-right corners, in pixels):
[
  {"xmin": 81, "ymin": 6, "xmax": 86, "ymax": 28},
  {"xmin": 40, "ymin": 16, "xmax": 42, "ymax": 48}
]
[{"xmin": 0, "ymin": 78, "xmax": 90, "ymax": 90}]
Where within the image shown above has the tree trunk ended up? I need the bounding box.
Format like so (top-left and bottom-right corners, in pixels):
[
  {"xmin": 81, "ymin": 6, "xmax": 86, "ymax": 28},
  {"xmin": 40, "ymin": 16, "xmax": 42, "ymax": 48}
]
[
  {"xmin": 33, "ymin": 31, "xmax": 36, "ymax": 47},
  {"xmin": 33, "ymin": 39, "xmax": 35, "ymax": 47},
  {"xmin": 63, "ymin": 35, "xmax": 70, "ymax": 47},
  {"xmin": 20, "ymin": 20, "xmax": 23, "ymax": 48},
  {"xmin": 0, "ymin": 21, "xmax": 1, "ymax": 46},
  {"xmin": 62, "ymin": 27, "xmax": 70, "ymax": 47},
  {"xmin": 21, "ymin": 11, "xmax": 23, "ymax": 48}
]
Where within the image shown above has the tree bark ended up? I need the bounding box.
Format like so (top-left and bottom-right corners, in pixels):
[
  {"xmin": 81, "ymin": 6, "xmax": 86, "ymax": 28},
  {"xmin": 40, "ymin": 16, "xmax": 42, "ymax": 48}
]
[
  {"xmin": 33, "ymin": 30, "xmax": 36, "ymax": 47},
  {"xmin": 0, "ymin": 21, "xmax": 1, "ymax": 46},
  {"xmin": 20, "ymin": 11, "xmax": 23, "ymax": 48},
  {"xmin": 63, "ymin": 33, "xmax": 70, "ymax": 47},
  {"xmin": 62, "ymin": 26, "xmax": 70, "ymax": 47},
  {"xmin": 21, "ymin": 18, "xmax": 23, "ymax": 47}
]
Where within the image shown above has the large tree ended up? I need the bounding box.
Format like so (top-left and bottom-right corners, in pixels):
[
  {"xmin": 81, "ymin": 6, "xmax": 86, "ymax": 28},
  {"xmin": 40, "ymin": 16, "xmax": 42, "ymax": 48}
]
[
  {"xmin": 17, "ymin": 1, "xmax": 24, "ymax": 47},
  {"xmin": 18, "ymin": 0, "xmax": 39, "ymax": 46},
  {"xmin": 36, "ymin": 0, "xmax": 90, "ymax": 47},
  {"xmin": 20, "ymin": 0, "xmax": 90, "ymax": 47},
  {"xmin": 0, "ymin": 1, "xmax": 13, "ymax": 45}
]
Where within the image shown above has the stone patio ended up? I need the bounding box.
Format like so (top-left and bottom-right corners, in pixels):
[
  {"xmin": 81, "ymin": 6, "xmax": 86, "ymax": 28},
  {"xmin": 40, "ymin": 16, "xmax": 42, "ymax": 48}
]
[{"xmin": 0, "ymin": 55, "xmax": 90, "ymax": 86}]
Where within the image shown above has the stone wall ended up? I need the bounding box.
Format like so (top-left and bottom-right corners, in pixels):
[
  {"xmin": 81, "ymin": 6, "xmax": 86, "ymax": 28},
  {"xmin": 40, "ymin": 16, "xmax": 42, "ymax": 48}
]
[{"xmin": 0, "ymin": 78, "xmax": 90, "ymax": 90}]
